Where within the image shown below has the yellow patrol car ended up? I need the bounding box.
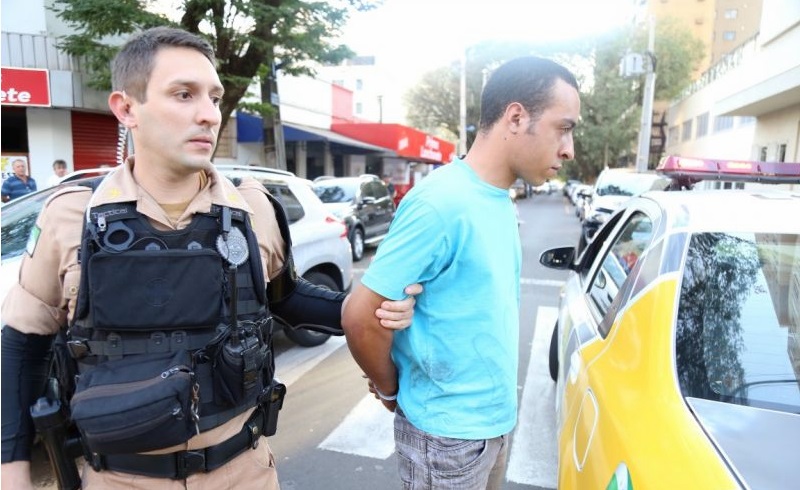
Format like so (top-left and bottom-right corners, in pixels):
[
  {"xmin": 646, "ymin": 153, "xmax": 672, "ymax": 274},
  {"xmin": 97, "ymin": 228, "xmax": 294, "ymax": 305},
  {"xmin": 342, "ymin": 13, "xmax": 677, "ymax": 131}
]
[{"xmin": 540, "ymin": 156, "xmax": 800, "ymax": 490}]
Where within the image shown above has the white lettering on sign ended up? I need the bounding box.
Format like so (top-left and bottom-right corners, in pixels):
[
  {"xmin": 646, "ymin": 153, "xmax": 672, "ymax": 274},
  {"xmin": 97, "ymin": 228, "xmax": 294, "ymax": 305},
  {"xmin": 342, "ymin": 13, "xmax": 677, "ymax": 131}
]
[
  {"xmin": 424, "ymin": 135, "xmax": 440, "ymax": 150},
  {"xmin": 398, "ymin": 137, "xmax": 409, "ymax": 151},
  {"xmin": 0, "ymin": 88, "xmax": 32, "ymax": 103},
  {"xmin": 420, "ymin": 147, "xmax": 443, "ymax": 161}
]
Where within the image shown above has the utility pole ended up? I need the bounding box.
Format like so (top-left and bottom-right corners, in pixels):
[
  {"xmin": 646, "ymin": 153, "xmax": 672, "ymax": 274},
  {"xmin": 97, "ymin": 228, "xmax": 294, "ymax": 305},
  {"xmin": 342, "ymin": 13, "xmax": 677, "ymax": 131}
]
[
  {"xmin": 262, "ymin": 60, "xmax": 287, "ymax": 170},
  {"xmin": 636, "ymin": 16, "xmax": 656, "ymax": 172}
]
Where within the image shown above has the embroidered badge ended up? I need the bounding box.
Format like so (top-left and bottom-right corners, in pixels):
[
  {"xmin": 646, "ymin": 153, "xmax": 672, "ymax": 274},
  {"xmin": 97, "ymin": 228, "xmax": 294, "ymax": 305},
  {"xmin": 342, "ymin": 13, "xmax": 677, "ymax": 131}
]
[{"xmin": 26, "ymin": 225, "xmax": 41, "ymax": 256}]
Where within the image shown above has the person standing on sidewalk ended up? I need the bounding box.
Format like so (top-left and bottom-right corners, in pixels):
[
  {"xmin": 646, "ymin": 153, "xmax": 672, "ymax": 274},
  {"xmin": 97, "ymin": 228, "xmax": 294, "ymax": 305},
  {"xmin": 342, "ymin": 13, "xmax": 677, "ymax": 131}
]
[{"xmin": 2, "ymin": 159, "xmax": 37, "ymax": 202}]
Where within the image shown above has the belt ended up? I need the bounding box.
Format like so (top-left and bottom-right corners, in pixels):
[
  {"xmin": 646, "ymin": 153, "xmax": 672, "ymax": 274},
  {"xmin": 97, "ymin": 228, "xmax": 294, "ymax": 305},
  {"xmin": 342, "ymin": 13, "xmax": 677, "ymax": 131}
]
[{"xmin": 92, "ymin": 406, "xmax": 266, "ymax": 479}]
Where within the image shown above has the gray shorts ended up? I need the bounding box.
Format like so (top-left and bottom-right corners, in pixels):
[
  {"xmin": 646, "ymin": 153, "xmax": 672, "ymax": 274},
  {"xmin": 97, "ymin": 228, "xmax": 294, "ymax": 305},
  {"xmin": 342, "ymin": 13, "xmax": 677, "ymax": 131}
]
[{"xmin": 393, "ymin": 408, "xmax": 509, "ymax": 490}]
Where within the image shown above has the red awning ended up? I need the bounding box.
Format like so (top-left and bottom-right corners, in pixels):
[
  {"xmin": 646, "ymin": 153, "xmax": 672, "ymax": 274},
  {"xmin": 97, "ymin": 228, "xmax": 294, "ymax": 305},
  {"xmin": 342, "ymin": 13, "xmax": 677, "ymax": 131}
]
[{"xmin": 331, "ymin": 123, "xmax": 456, "ymax": 164}]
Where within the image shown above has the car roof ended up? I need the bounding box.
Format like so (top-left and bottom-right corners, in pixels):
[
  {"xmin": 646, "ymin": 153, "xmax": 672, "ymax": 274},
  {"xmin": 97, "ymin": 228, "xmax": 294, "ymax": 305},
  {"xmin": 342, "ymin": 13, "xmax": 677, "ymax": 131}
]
[{"xmin": 640, "ymin": 188, "xmax": 800, "ymax": 234}]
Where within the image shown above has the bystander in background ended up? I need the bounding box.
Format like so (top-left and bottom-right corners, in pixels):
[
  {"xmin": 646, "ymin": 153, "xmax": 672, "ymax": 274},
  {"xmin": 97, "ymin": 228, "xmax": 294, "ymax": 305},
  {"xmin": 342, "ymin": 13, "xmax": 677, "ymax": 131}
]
[
  {"xmin": 45, "ymin": 160, "xmax": 68, "ymax": 187},
  {"xmin": 1, "ymin": 159, "xmax": 37, "ymax": 202}
]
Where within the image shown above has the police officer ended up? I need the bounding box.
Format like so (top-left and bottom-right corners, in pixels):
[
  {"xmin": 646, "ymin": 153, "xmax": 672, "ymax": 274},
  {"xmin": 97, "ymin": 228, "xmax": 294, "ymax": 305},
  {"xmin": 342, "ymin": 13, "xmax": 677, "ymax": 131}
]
[{"xmin": 0, "ymin": 27, "xmax": 419, "ymax": 490}]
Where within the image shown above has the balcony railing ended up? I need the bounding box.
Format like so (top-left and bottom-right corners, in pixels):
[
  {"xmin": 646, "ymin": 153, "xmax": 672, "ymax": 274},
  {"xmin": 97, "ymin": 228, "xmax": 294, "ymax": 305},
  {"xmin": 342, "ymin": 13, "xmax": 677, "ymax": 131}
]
[
  {"xmin": 1, "ymin": 31, "xmax": 83, "ymax": 72},
  {"xmin": 673, "ymin": 33, "xmax": 760, "ymax": 103}
]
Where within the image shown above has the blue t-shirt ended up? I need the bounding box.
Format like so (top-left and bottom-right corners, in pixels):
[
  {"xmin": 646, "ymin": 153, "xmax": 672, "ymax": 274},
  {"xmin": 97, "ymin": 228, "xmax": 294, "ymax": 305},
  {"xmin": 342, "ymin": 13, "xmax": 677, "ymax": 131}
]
[
  {"xmin": 1, "ymin": 174, "xmax": 37, "ymax": 201},
  {"xmin": 361, "ymin": 159, "xmax": 521, "ymax": 440}
]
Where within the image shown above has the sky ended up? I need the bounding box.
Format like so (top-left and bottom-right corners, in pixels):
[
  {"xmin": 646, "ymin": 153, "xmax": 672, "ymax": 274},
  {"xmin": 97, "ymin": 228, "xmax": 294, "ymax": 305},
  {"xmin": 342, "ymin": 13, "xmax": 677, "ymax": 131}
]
[
  {"xmin": 340, "ymin": 0, "xmax": 638, "ymax": 79},
  {"xmin": 338, "ymin": 0, "xmax": 638, "ymax": 122}
]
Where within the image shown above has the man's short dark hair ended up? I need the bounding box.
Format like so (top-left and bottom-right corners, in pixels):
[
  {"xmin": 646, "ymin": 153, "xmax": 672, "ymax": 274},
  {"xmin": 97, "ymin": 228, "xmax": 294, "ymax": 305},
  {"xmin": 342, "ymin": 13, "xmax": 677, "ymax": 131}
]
[
  {"xmin": 111, "ymin": 27, "xmax": 216, "ymax": 102},
  {"xmin": 53, "ymin": 159, "xmax": 67, "ymax": 168},
  {"xmin": 478, "ymin": 56, "xmax": 578, "ymax": 132}
]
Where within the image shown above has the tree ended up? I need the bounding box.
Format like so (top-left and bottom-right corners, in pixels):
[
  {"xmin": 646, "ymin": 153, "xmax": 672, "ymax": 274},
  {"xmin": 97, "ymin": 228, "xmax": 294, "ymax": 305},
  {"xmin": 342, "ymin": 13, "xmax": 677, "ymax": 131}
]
[{"xmin": 50, "ymin": 0, "xmax": 379, "ymax": 136}]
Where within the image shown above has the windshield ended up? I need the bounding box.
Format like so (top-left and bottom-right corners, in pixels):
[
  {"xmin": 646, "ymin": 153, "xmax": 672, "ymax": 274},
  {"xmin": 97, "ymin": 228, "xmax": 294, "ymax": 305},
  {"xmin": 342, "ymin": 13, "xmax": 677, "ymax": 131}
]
[
  {"xmin": 675, "ymin": 232, "xmax": 800, "ymax": 414},
  {"xmin": 595, "ymin": 173, "xmax": 668, "ymax": 197},
  {"xmin": 1, "ymin": 190, "xmax": 55, "ymax": 261},
  {"xmin": 313, "ymin": 181, "xmax": 357, "ymax": 204}
]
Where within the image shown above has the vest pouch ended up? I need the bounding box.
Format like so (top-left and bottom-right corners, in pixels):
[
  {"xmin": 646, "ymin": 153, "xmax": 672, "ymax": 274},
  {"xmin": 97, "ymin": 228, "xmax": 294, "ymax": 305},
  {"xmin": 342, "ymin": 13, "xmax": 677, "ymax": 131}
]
[
  {"xmin": 88, "ymin": 249, "xmax": 223, "ymax": 331},
  {"xmin": 70, "ymin": 350, "xmax": 198, "ymax": 455}
]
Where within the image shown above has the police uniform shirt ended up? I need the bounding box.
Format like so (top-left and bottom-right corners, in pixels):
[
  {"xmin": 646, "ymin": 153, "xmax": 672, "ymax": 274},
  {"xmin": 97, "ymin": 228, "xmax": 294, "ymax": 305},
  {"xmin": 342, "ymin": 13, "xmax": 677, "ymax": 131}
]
[{"xmin": 1, "ymin": 158, "xmax": 285, "ymax": 454}]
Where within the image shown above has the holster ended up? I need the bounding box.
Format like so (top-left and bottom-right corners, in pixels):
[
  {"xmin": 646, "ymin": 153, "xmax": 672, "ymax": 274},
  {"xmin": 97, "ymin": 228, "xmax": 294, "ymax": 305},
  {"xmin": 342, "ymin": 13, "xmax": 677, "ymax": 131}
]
[
  {"xmin": 261, "ymin": 379, "xmax": 287, "ymax": 437},
  {"xmin": 30, "ymin": 384, "xmax": 83, "ymax": 490}
]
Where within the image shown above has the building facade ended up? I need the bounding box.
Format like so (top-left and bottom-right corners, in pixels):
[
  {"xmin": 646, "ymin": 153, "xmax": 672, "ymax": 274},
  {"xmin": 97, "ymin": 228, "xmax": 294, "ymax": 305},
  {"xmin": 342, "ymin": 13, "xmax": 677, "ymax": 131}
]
[{"xmin": 664, "ymin": 0, "xmax": 799, "ymax": 188}]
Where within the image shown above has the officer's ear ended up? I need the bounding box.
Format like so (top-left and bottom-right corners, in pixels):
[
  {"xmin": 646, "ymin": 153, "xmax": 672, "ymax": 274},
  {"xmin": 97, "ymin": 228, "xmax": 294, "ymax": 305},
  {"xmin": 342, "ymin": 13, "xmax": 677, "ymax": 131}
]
[{"xmin": 108, "ymin": 91, "xmax": 137, "ymax": 129}]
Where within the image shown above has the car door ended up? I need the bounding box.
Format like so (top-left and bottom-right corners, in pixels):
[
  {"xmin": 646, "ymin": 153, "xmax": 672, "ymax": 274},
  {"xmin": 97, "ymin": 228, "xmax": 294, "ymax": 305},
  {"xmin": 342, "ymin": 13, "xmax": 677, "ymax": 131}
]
[
  {"xmin": 367, "ymin": 179, "xmax": 394, "ymax": 235},
  {"xmin": 557, "ymin": 200, "xmax": 663, "ymax": 488}
]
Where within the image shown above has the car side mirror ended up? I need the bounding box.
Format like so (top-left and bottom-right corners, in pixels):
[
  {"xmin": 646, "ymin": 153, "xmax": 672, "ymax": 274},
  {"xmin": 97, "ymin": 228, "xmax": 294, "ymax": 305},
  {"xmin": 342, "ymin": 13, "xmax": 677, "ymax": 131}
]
[{"xmin": 539, "ymin": 246, "xmax": 575, "ymax": 270}]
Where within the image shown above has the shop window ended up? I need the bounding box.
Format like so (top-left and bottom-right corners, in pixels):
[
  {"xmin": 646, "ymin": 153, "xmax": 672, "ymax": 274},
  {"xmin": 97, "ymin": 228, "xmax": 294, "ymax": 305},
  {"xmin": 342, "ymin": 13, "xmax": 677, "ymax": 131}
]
[
  {"xmin": 696, "ymin": 113, "xmax": 709, "ymax": 138},
  {"xmin": 713, "ymin": 115, "xmax": 734, "ymax": 132},
  {"xmin": 682, "ymin": 120, "xmax": 693, "ymax": 141}
]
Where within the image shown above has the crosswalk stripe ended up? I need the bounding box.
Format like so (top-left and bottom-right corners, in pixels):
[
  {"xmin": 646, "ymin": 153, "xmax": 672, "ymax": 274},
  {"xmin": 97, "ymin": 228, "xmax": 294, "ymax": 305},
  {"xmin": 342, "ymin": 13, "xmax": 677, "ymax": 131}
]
[
  {"xmin": 318, "ymin": 394, "xmax": 395, "ymax": 458},
  {"xmin": 506, "ymin": 306, "xmax": 559, "ymax": 487}
]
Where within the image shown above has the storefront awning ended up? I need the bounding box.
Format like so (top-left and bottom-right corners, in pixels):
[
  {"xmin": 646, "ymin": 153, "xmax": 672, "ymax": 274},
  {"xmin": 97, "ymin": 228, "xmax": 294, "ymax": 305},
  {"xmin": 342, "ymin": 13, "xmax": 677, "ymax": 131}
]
[
  {"xmin": 283, "ymin": 122, "xmax": 394, "ymax": 155},
  {"xmin": 235, "ymin": 113, "xmax": 394, "ymax": 155},
  {"xmin": 331, "ymin": 123, "xmax": 456, "ymax": 164}
]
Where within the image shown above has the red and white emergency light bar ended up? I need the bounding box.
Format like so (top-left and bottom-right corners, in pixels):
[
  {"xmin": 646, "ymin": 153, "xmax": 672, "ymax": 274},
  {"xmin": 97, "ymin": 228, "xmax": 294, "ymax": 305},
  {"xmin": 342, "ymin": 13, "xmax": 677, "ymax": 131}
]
[{"xmin": 657, "ymin": 155, "xmax": 800, "ymax": 187}]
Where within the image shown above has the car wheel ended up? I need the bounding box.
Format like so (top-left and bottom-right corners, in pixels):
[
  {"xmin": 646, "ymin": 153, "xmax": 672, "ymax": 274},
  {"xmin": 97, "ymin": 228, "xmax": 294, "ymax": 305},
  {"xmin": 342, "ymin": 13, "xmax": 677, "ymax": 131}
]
[
  {"xmin": 281, "ymin": 271, "xmax": 338, "ymax": 347},
  {"xmin": 351, "ymin": 228, "xmax": 365, "ymax": 261},
  {"xmin": 548, "ymin": 323, "xmax": 559, "ymax": 382}
]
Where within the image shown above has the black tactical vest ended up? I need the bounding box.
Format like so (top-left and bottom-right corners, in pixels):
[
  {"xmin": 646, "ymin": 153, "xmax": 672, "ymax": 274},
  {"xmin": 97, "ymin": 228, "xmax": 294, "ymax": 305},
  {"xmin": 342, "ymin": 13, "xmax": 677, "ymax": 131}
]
[{"xmin": 67, "ymin": 197, "xmax": 274, "ymax": 451}]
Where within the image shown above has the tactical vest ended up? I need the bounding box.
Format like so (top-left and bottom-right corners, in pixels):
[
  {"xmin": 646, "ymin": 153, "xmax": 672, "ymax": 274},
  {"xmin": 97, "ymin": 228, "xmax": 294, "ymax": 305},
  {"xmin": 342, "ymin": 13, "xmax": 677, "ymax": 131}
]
[{"xmin": 66, "ymin": 194, "xmax": 277, "ymax": 455}]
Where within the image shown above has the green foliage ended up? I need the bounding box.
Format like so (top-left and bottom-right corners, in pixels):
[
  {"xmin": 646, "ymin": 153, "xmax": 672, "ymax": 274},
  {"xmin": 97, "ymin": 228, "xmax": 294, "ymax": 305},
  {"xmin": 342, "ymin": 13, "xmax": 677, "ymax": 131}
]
[{"xmin": 50, "ymin": 0, "xmax": 379, "ymax": 133}]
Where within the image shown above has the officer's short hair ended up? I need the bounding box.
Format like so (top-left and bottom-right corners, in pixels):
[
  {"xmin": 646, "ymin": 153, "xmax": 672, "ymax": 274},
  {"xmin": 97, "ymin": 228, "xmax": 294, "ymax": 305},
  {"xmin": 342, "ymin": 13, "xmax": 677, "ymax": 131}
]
[
  {"xmin": 111, "ymin": 27, "xmax": 216, "ymax": 102},
  {"xmin": 478, "ymin": 56, "xmax": 578, "ymax": 132},
  {"xmin": 53, "ymin": 159, "xmax": 67, "ymax": 169}
]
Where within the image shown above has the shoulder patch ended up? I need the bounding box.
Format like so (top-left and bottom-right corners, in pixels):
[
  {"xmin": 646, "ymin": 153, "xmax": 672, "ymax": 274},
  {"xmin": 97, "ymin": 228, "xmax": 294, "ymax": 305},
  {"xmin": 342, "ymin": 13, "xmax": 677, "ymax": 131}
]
[{"xmin": 26, "ymin": 224, "xmax": 41, "ymax": 257}]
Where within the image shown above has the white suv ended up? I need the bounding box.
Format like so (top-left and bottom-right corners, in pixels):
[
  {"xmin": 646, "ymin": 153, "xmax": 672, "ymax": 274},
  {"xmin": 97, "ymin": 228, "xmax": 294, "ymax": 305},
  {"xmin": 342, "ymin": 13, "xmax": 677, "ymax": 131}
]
[{"xmin": 0, "ymin": 165, "xmax": 353, "ymax": 347}]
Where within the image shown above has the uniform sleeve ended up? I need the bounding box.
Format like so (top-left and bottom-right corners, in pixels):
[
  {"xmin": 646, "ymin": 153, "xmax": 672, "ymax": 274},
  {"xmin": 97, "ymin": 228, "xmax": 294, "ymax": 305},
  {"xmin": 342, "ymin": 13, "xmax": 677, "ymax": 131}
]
[
  {"xmin": 235, "ymin": 177, "xmax": 286, "ymax": 281},
  {"xmin": 1, "ymin": 188, "xmax": 89, "ymax": 335}
]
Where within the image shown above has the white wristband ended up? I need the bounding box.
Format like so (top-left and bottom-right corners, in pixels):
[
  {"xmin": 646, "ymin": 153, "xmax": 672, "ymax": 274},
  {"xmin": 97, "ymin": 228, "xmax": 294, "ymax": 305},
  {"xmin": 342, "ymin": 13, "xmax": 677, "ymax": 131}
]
[{"xmin": 375, "ymin": 387, "xmax": 397, "ymax": 401}]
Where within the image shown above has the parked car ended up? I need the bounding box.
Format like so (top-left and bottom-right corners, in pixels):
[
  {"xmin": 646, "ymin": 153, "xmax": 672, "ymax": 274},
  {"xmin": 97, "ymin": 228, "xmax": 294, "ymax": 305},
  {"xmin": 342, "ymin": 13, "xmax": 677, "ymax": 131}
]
[
  {"xmin": 540, "ymin": 155, "xmax": 800, "ymax": 489},
  {"xmin": 312, "ymin": 174, "xmax": 396, "ymax": 261},
  {"xmin": 0, "ymin": 164, "xmax": 353, "ymax": 347},
  {"xmin": 579, "ymin": 167, "xmax": 669, "ymax": 253}
]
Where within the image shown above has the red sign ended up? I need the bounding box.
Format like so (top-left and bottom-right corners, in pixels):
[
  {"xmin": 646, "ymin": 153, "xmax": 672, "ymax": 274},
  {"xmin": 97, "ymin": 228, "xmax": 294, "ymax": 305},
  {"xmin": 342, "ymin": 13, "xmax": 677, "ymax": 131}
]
[
  {"xmin": 1, "ymin": 67, "xmax": 51, "ymax": 107},
  {"xmin": 331, "ymin": 123, "xmax": 456, "ymax": 164}
]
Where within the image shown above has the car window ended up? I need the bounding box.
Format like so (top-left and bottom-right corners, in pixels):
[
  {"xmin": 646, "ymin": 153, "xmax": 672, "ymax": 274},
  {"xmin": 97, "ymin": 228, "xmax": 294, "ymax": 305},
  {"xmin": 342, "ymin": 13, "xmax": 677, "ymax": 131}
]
[
  {"xmin": 314, "ymin": 181, "xmax": 356, "ymax": 203},
  {"xmin": 595, "ymin": 173, "xmax": 669, "ymax": 197},
  {"xmin": 1, "ymin": 189, "xmax": 55, "ymax": 261},
  {"xmin": 368, "ymin": 180, "xmax": 388, "ymax": 200},
  {"xmin": 264, "ymin": 185, "xmax": 304, "ymax": 223},
  {"xmin": 588, "ymin": 212, "xmax": 654, "ymax": 324},
  {"xmin": 676, "ymin": 231, "xmax": 800, "ymax": 414}
]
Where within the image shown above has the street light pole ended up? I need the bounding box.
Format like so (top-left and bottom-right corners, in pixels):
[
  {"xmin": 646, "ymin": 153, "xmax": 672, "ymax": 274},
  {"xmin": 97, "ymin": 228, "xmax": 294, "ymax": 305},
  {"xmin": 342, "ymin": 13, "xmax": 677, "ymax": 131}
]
[{"xmin": 636, "ymin": 16, "xmax": 656, "ymax": 172}]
